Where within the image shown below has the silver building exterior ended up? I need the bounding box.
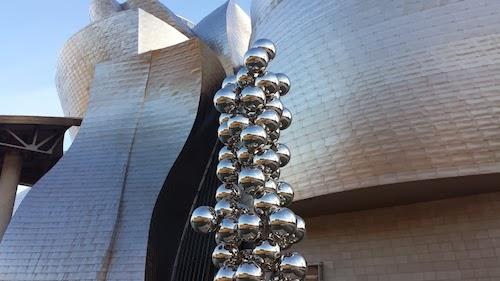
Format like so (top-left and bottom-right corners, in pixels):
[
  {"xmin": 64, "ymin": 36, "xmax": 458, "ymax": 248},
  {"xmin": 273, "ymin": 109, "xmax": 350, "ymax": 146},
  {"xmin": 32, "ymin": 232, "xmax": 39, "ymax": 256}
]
[{"xmin": 1, "ymin": 0, "xmax": 500, "ymax": 281}]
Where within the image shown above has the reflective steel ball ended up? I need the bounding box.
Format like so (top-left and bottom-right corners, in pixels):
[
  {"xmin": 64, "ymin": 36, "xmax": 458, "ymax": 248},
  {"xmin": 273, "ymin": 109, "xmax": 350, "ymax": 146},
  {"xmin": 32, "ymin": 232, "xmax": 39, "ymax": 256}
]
[
  {"xmin": 238, "ymin": 167, "xmax": 266, "ymax": 195},
  {"xmin": 212, "ymin": 243, "xmax": 238, "ymax": 268},
  {"xmin": 253, "ymin": 240, "xmax": 281, "ymax": 265},
  {"xmin": 228, "ymin": 114, "xmax": 250, "ymax": 136},
  {"xmin": 190, "ymin": 206, "xmax": 217, "ymax": 234},
  {"xmin": 253, "ymin": 149, "xmax": 280, "ymax": 173},
  {"xmin": 221, "ymin": 75, "xmax": 237, "ymax": 88},
  {"xmin": 244, "ymin": 47, "xmax": 269, "ymax": 74},
  {"xmin": 218, "ymin": 146, "xmax": 236, "ymax": 161},
  {"xmin": 216, "ymin": 217, "xmax": 239, "ymax": 244},
  {"xmin": 219, "ymin": 113, "xmax": 232, "ymax": 124},
  {"xmin": 215, "ymin": 198, "xmax": 237, "ymax": 218},
  {"xmin": 214, "ymin": 265, "xmax": 237, "ymax": 281},
  {"xmin": 274, "ymin": 143, "xmax": 291, "ymax": 167},
  {"xmin": 269, "ymin": 207, "xmax": 297, "ymax": 237},
  {"xmin": 214, "ymin": 86, "xmax": 238, "ymax": 113},
  {"xmin": 267, "ymin": 128, "xmax": 280, "ymax": 144},
  {"xmin": 216, "ymin": 158, "xmax": 238, "ymax": 183},
  {"xmin": 236, "ymin": 67, "xmax": 255, "ymax": 87},
  {"xmin": 254, "ymin": 192, "xmax": 281, "ymax": 215},
  {"xmin": 252, "ymin": 38, "xmax": 276, "ymax": 60},
  {"xmin": 237, "ymin": 213, "xmax": 262, "ymax": 242},
  {"xmin": 215, "ymin": 184, "xmax": 241, "ymax": 202},
  {"xmin": 276, "ymin": 73, "xmax": 291, "ymax": 95},
  {"xmin": 255, "ymin": 72, "xmax": 280, "ymax": 95},
  {"xmin": 218, "ymin": 121, "xmax": 232, "ymax": 145},
  {"xmin": 280, "ymin": 108, "xmax": 292, "ymax": 130},
  {"xmin": 291, "ymin": 215, "xmax": 306, "ymax": 243},
  {"xmin": 265, "ymin": 97, "xmax": 283, "ymax": 116},
  {"xmin": 280, "ymin": 252, "xmax": 307, "ymax": 279},
  {"xmin": 255, "ymin": 109, "xmax": 281, "ymax": 132},
  {"xmin": 270, "ymin": 168, "xmax": 281, "ymax": 180},
  {"xmin": 277, "ymin": 181, "xmax": 294, "ymax": 206},
  {"xmin": 240, "ymin": 86, "xmax": 266, "ymax": 113},
  {"xmin": 235, "ymin": 261, "xmax": 263, "ymax": 281},
  {"xmin": 263, "ymin": 179, "xmax": 278, "ymax": 193},
  {"xmin": 236, "ymin": 146, "xmax": 254, "ymax": 165},
  {"xmin": 240, "ymin": 125, "xmax": 268, "ymax": 150}
]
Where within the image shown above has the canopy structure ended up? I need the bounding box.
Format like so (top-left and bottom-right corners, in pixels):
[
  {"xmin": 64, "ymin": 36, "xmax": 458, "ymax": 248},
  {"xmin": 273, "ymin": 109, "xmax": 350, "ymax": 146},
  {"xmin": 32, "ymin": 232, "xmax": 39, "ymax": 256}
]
[{"xmin": 0, "ymin": 115, "xmax": 81, "ymax": 239}]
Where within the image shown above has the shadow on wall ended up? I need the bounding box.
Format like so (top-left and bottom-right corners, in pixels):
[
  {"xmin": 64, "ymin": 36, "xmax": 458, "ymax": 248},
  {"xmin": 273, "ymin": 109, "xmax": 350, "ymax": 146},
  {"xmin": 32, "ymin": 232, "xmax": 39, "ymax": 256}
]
[{"xmin": 145, "ymin": 68, "xmax": 223, "ymax": 281}]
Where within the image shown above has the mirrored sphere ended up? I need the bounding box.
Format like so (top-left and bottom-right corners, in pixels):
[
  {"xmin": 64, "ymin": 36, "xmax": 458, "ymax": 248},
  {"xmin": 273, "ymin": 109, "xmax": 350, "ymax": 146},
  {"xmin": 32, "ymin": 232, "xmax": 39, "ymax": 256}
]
[
  {"xmin": 190, "ymin": 206, "xmax": 217, "ymax": 233},
  {"xmin": 252, "ymin": 38, "xmax": 276, "ymax": 60},
  {"xmin": 217, "ymin": 159, "xmax": 238, "ymax": 183},
  {"xmin": 265, "ymin": 98, "xmax": 283, "ymax": 115},
  {"xmin": 253, "ymin": 149, "xmax": 280, "ymax": 173},
  {"xmin": 244, "ymin": 47, "xmax": 269, "ymax": 74},
  {"xmin": 255, "ymin": 72, "xmax": 280, "ymax": 95},
  {"xmin": 228, "ymin": 115, "xmax": 250, "ymax": 136},
  {"xmin": 274, "ymin": 143, "xmax": 291, "ymax": 167},
  {"xmin": 270, "ymin": 169, "xmax": 281, "ymax": 180},
  {"xmin": 267, "ymin": 128, "xmax": 280, "ymax": 144},
  {"xmin": 253, "ymin": 240, "xmax": 281, "ymax": 265},
  {"xmin": 236, "ymin": 146, "xmax": 254, "ymax": 165},
  {"xmin": 263, "ymin": 179, "xmax": 278, "ymax": 193},
  {"xmin": 280, "ymin": 108, "xmax": 292, "ymax": 130},
  {"xmin": 277, "ymin": 181, "xmax": 294, "ymax": 206},
  {"xmin": 219, "ymin": 113, "xmax": 233, "ymax": 124},
  {"xmin": 240, "ymin": 86, "xmax": 266, "ymax": 113},
  {"xmin": 235, "ymin": 261, "xmax": 263, "ymax": 281},
  {"xmin": 255, "ymin": 110, "xmax": 281, "ymax": 132},
  {"xmin": 215, "ymin": 184, "xmax": 241, "ymax": 202},
  {"xmin": 240, "ymin": 125, "xmax": 268, "ymax": 150},
  {"xmin": 269, "ymin": 207, "xmax": 297, "ymax": 237},
  {"xmin": 218, "ymin": 146, "xmax": 236, "ymax": 161},
  {"xmin": 214, "ymin": 265, "xmax": 237, "ymax": 281},
  {"xmin": 276, "ymin": 73, "xmax": 291, "ymax": 95},
  {"xmin": 214, "ymin": 86, "xmax": 238, "ymax": 113},
  {"xmin": 237, "ymin": 213, "xmax": 262, "ymax": 242},
  {"xmin": 222, "ymin": 75, "xmax": 237, "ymax": 88},
  {"xmin": 236, "ymin": 67, "xmax": 255, "ymax": 87},
  {"xmin": 212, "ymin": 243, "xmax": 238, "ymax": 268},
  {"xmin": 216, "ymin": 217, "xmax": 239, "ymax": 244},
  {"xmin": 280, "ymin": 252, "xmax": 307, "ymax": 279},
  {"xmin": 238, "ymin": 167, "xmax": 266, "ymax": 195},
  {"xmin": 218, "ymin": 121, "xmax": 233, "ymax": 145},
  {"xmin": 254, "ymin": 192, "xmax": 281, "ymax": 215},
  {"xmin": 292, "ymin": 215, "xmax": 306, "ymax": 243},
  {"xmin": 215, "ymin": 198, "xmax": 236, "ymax": 218}
]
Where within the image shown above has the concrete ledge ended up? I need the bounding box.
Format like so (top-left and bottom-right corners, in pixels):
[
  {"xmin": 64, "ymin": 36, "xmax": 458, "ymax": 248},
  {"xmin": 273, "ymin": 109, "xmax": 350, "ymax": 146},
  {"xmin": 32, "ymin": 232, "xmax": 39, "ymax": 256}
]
[{"xmin": 291, "ymin": 173, "xmax": 500, "ymax": 217}]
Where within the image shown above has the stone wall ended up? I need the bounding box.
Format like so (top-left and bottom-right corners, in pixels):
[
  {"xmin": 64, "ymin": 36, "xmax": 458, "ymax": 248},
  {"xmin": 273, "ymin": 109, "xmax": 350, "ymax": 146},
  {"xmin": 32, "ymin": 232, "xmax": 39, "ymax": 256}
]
[{"xmin": 297, "ymin": 192, "xmax": 500, "ymax": 281}]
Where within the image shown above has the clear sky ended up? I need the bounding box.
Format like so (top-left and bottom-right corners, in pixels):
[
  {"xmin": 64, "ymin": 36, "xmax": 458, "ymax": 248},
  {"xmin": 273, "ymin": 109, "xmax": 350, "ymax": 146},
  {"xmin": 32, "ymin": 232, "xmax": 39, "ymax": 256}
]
[{"xmin": 1, "ymin": 0, "xmax": 250, "ymax": 195}]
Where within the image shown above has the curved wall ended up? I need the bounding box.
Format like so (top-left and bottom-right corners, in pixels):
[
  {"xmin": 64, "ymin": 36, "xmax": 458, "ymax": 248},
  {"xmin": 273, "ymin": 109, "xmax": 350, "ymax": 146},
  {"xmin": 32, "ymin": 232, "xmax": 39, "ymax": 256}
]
[
  {"xmin": 193, "ymin": 0, "xmax": 251, "ymax": 74},
  {"xmin": 56, "ymin": 4, "xmax": 193, "ymax": 131},
  {"xmin": 251, "ymin": 0, "xmax": 500, "ymax": 200},
  {"xmin": 0, "ymin": 39, "xmax": 225, "ymax": 281}
]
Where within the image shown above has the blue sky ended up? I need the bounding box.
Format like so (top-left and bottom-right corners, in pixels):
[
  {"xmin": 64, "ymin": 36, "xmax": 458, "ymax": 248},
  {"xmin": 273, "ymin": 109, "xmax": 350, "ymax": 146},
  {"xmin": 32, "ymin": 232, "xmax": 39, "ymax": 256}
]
[
  {"xmin": 1, "ymin": 0, "xmax": 250, "ymax": 194},
  {"xmin": 0, "ymin": 0, "xmax": 251, "ymax": 117}
]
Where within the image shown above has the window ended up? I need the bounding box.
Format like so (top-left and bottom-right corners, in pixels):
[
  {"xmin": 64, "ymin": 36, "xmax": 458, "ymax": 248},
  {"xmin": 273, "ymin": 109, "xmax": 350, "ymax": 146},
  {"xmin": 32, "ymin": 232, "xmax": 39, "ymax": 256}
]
[{"xmin": 306, "ymin": 263, "xmax": 323, "ymax": 281}]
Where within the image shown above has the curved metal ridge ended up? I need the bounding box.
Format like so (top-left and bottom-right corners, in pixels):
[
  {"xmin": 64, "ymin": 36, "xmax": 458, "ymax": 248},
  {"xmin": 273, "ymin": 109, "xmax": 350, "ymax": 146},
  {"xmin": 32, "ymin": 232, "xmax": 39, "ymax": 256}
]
[
  {"xmin": 194, "ymin": 0, "xmax": 251, "ymax": 74},
  {"xmin": 145, "ymin": 42, "xmax": 226, "ymax": 281}
]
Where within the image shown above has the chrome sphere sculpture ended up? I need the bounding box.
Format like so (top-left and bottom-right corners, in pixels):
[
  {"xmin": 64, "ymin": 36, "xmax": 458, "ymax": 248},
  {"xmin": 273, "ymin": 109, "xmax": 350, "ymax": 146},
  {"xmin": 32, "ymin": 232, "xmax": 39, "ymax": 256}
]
[{"xmin": 191, "ymin": 39, "xmax": 307, "ymax": 280}]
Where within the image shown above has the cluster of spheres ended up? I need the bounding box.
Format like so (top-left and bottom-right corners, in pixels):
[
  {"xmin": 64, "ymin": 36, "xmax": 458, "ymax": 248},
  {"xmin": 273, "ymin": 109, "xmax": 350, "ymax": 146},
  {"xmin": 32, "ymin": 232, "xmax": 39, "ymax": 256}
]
[{"xmin": 190, "ymin": 39, "xmax": 307, "ymax": 281}]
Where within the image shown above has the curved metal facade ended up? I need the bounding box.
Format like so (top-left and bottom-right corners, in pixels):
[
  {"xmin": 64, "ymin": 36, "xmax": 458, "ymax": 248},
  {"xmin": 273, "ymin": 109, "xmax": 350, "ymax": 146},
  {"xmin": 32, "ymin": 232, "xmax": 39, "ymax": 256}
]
[
  {"xmin": 251, "ymin": 0, "xmax": 500, "ymax": 201},
  {"xmin": 0, "ymin": 39, "xmax": 225, "ymax": 281},
  {"xmin": 56, "ymin": 1, "xmax": 193, "ymax": 128},
  {"xmin": 193, "ymin": 0, "xmax": 251, "ymax": 74}
]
